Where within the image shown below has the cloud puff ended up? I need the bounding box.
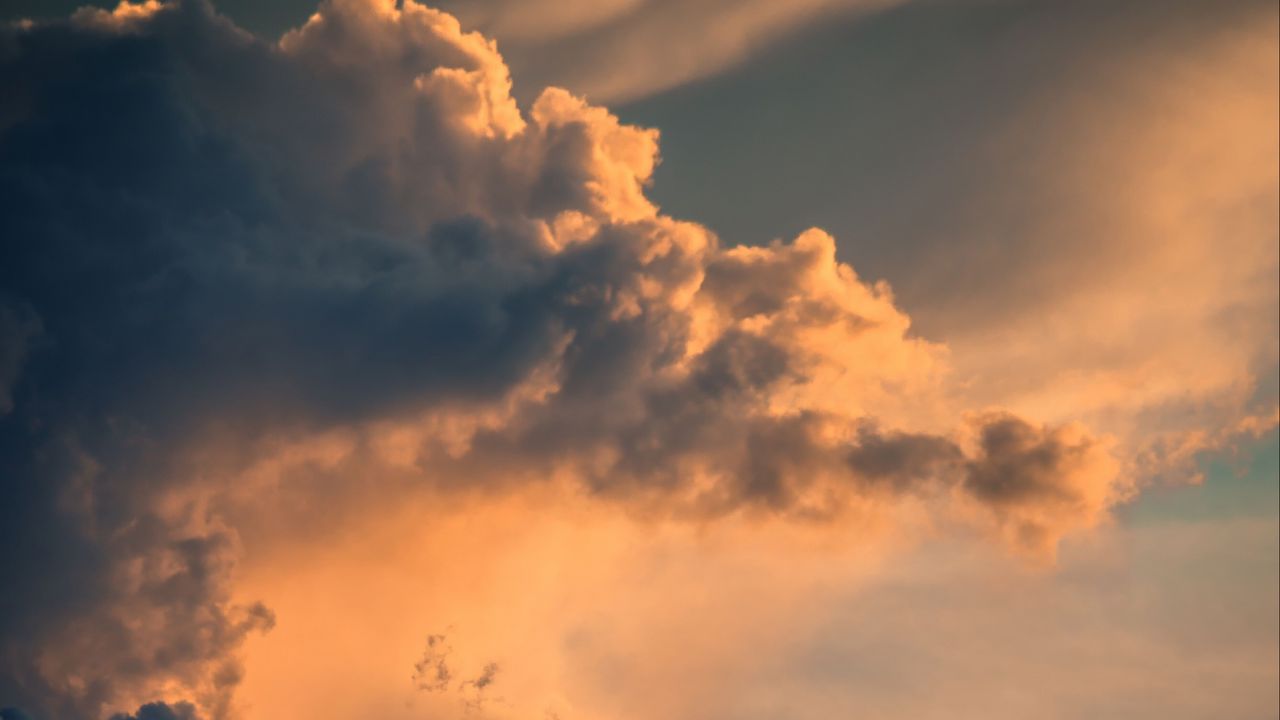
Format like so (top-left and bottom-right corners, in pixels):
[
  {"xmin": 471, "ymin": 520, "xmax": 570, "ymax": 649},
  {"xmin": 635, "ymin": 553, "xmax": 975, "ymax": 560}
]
[
  {"xmin": 107, "ymin": 702, "xmax": 200, "ymax": 720},
  {"xmin": 0, "ymin": 0, "xmax": 1201, "ymax": 716}
]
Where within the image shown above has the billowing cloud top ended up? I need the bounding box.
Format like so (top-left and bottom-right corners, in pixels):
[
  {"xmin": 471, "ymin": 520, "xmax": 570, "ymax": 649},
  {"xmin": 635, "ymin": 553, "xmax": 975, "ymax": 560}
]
[{"xmin": 0, "ymin": 1, "xmax": 1272, "ymax": 718}]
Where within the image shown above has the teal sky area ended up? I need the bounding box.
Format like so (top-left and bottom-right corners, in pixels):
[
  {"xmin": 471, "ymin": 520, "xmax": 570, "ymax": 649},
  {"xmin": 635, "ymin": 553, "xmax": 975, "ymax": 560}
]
[{"xmin": 1124, "ymin": 431, "xmax": 1279, "ymax": 526}]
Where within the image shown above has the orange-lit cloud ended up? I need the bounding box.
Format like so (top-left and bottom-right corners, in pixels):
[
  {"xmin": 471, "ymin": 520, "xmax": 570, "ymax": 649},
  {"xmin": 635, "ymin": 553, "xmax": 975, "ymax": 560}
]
[
  {"xmin": 0, "ymin": 0, "xmax": 1274, "ymax": 718},
  {"xmin": 927, "ymin": 2, "xmax": 1280, "ymax": 484}
]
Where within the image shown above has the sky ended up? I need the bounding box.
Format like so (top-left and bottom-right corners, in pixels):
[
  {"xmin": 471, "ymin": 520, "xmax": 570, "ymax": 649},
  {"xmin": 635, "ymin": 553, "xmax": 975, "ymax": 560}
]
[{"xmin": 0, "ymin": 1, "xmax": 1276, "ymax": 719}]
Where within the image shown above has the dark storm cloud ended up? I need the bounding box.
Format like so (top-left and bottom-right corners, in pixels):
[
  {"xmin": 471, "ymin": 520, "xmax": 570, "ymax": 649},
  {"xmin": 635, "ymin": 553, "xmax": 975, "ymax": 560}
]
[{"xmin": 0, "ymin": 3, "xmax": 566, "ymax": 715}]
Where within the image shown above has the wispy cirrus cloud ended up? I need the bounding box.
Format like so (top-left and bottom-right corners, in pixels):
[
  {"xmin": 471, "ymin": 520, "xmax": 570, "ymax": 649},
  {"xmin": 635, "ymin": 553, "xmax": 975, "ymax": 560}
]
[{"xmin": 435, "ymin": 0, "xmax": 901, "ymax": 103}]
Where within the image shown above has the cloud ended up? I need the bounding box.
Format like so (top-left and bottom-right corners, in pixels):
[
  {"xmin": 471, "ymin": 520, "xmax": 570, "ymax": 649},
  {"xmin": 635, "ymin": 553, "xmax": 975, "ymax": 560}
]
[
  {"xmin": 433, "ymin": 0, "xmax": 901, "ymax": 103},
  {"xmin": 621, "ymin": 0, "xmax": 1278, "ymax": 487},
  {"xmin": 960, "ymin": 414, "xmax": 1124, "ymax": 556},
  {"xmin": 0, "ymin": 299, "xmax": 40, "ymax": 415},
  {"xmin": 107, "ymin": 702, "xmax": 200, "ymax": 720},
  {"xmin": 0, "ymin": 0, "xmax": 1265, "ymax": 717},
  {"xmin": 227, "ymin": 477, "xmax": 1278, "ymax": 719},
  {"xmin": 412, "ymin": 634, "xmax": 455, "ymax": 693}
]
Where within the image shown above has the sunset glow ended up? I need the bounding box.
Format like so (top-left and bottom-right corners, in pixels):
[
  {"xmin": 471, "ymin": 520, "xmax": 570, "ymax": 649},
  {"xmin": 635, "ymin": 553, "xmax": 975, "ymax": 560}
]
[{"xmin": 1, "ymin": 1, "xmax": 1277, "ymax": 719}]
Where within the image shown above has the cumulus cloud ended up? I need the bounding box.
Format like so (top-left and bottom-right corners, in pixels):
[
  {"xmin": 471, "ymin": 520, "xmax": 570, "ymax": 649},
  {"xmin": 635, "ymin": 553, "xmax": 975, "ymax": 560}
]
[{"xmin": 0, "ymin": 0, "xmax": 1251, "ymax": 717}]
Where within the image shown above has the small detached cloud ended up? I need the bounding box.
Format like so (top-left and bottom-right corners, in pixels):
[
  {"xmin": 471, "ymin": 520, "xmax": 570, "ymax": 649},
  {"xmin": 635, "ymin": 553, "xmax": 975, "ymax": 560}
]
[{"xmin": 411, "ymin": 632, "xmax": 501, "ymax": 715}]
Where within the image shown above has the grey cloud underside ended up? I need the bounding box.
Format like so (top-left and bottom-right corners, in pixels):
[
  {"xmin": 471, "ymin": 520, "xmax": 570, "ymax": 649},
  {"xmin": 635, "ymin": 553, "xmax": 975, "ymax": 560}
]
[{"xmin": 0, "ymin": 2, "xmax": 1120, "ymax": 717}]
